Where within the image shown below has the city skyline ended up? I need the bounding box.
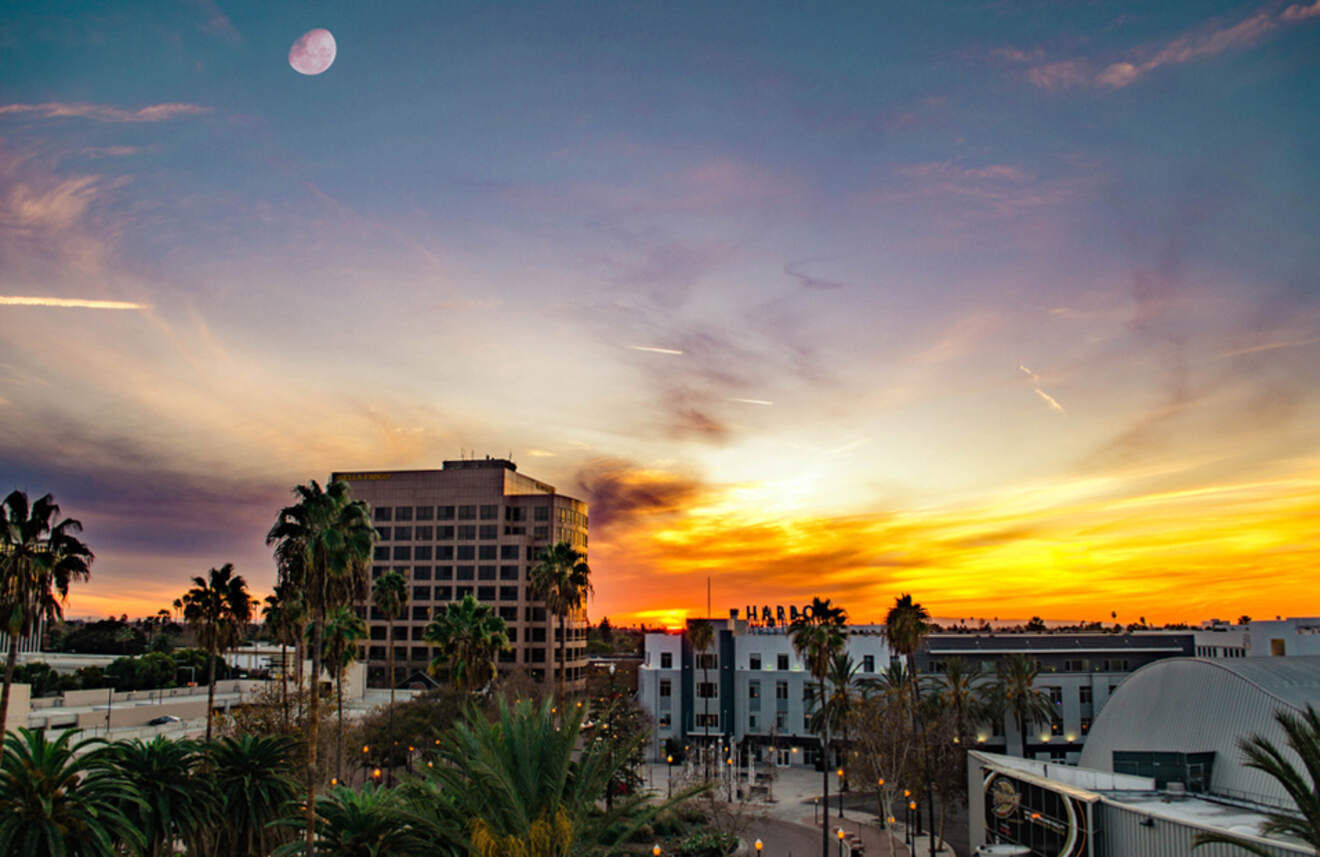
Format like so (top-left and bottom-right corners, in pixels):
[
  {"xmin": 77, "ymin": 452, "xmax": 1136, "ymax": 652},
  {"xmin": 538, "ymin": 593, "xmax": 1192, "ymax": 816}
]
[{"xmin": 2, "ymin": 1, "xmax": 1319, "ymax": 627}]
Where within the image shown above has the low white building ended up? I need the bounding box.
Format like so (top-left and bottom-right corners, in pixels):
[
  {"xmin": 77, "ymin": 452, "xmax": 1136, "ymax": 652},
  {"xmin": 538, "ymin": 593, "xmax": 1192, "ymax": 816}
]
[{"xmin": 1247, "ymin": 617, "xmax": 1320, "ymax": 658}]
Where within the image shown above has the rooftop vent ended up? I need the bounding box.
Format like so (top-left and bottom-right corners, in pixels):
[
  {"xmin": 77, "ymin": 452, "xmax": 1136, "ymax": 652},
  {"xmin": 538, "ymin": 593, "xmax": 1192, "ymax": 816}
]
[{"xmin": 1164, "ymin": 782, "xmax": 1187, "ymax": 802}]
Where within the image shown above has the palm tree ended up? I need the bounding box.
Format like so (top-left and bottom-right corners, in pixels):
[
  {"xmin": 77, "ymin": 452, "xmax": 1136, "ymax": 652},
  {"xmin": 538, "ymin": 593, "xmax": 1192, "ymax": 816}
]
[
  {"xmin": 267, "ymin": 478, "xmax": 376, "ymax": 849},
  {"xmin": 181, "ymin": 562, "xmax": 253, "ymax": 741},
  {"xmin": 422, "ymin": 594, "xmax": 510, "ymax": 693},
  {"xmin": 0, "ymin": 490, "xmax": 94, "ymax": 731},
  {"xmin": 274, "ymin": 783, "xmax": 439, "ymax": 856},
  {"xmin": 416, "ymin": 697, "xmax": 702, "ymax": 856},
  {"xmin": 687, "ymin": 618, "xmax": 716, "ymax": 783},
  {"xmin": 321, "ymin": 604, "xmax": 367, "ymax": 783},
  {"xmin": 205, "ymin": 733, "xmax": 301, "ymax": 857},
  {"xmin": 808, "ymin": 652, "xmax": 861, "ymax": 788},
  {"xmin": 939, "ymin": 657, "xmax": 989, "ymax": 745},
  {"xmin": 263, "ymin": 583, "xmax": 303, "ymax": 728},
  {"xmin": 886, "ymin": 593, "xmax": 935, "ymax": 856},
  {"xmin": 107, "ymin": 735, "xmax": 216, "ymax": 857},
  {"xmin": 1193, "ymin": 705, "xmax": 1320, "ymax": 855},
  {"xmin": 372, "ymin": 569, "xmax": 408, "ymax": 760},
  {"xmin": 529, "ymin": 540, "xmax": 593, "ymax": 705},
  {"xmin": 789, "ymin": 596, "xmax": 848, "ymax": 857},
  {"xmin": 989, "ymin": 652, "xmax": 1056, "ymax": 757},
  {"xmin": 0, "ymin": 728, "xmax": 143, "ymax": 857}
]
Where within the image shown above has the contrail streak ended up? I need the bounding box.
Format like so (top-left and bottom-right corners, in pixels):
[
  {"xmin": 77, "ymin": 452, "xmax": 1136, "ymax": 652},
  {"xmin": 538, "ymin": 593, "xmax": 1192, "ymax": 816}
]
[
  {"xmin": 0, "ymin": 296, "xmax": 148, "ymax": 310},
  {"xmin": 628, "ymin": 345, "xmax": 684, "ymax": 355},
  {"xmin": 728, "ymin": 397, "xmax": 774, "ymax": 406},
  {"xmin": 1019, "ymin": 364, "xmax": 1065, "ymax": 414}
]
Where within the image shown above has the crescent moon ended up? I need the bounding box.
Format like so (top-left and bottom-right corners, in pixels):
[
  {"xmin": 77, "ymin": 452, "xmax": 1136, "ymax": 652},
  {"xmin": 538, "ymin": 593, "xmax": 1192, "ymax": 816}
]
[{"xmin": 289, "ymin": 28, "xmax": 336, "ymax": 75}]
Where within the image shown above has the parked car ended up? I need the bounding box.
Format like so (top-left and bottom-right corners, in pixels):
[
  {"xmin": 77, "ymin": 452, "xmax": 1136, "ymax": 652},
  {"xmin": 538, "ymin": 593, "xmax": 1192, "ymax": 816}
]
[
  {"xmin": 148, "ymin": 714, "xmax": 182, "ymax": 725},
  {"xmin": 974, "ymin": 845, "xmax": 1031, "ymax": 856}
]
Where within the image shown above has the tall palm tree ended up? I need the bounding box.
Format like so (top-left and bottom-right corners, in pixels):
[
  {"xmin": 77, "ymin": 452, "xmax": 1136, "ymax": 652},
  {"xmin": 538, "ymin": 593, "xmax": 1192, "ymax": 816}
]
[
  {"xmin": 1193, "ymin": 705, "xmax": 1320, "ymax": 855},
  {"xmin": 422, "ymin": 594, "xmax": 510, "ymax": 693},
  {"xmin": 263, "ymin": 583, "xmax": 303, "ymax": 728},
  {"xmin": 789, "ymin": 596, "xmax": 848, "ymax": 857},
  {"xmin": 267, "ymin": 478, "xmax": 376, "ymax": 850},
  {"xmin": 181, "ymin": 562, "xmax": 253, "ymax": 741},
  {"xmin": 886, "ymin": 593, "xmax": 934, "ymax": 857},
  {"xmin": 687, "ymin": 618, "xmax": 716, "ymax": 783},
  {"xmin": 0, "ymin": 728, "xmax": 143, "ymax": 857},
  {"xmin": 107, "ymin": 735, "xmax": 216, "ymax": 857},
  {"xmin": 939, "ymin": 657, "xmax": 989, "ymax": 745},
  {"xmin": 321, "ymin": 604, "xmax": 367, "ymax": 783},
  {"xmin": 989, "ymin": 652, "xmax": 1055, "ymax": 757},
  {"xmin": 529, "ymin": 540, "xmax": 593, "ymax": 705},
  {"xmin": 0, "ymin": 490, "xmax": 94, "ymax": 731},
  {"xmin": 272, "ymin": 537, "xmax": 311, "ymax": 702},
  {"xmin": 205, "ymin": 734, "xmax": 301, "ymax": 857},
  {"xmin": 372, "ymin": 569, "xmax": 408, "ymax": 760},
  {"xmin": 808, "ymin": 652, "xmax": 861, "ymax": 788}
]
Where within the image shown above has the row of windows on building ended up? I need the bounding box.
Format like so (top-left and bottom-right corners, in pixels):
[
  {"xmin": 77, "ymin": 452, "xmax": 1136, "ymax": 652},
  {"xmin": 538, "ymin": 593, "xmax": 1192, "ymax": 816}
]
[
  {"xmin": 929, "ymin": 657, "xmax": 1132, "ymax": 674},
  {"xmin": 369, "ymin": 622, "xmax": 585, "ymax": 645},
  {"xmin": 375, "ymin": 504, "xmax": 557, "ymax": 523},
  {"xmin": 654, "ymin": 652, "xmax": 880, "ymax": 672},
  {"xmin": 365, "ymin": 644, "xmax": 582, "ymax": 665},
  {"xmin": 373, "ymin": 533, "xmax": 584, "ymax": 561},
  {"xmin": 373, "ymin": 565, "xmax": 523, "ymax": 583}
]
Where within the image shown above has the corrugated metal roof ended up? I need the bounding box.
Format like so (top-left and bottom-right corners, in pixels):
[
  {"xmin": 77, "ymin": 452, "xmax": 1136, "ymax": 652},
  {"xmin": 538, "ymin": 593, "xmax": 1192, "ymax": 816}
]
[
  {"xmin": 926, "ymin": 634, "xmax": 1187, "ymax": 652},
  {"xmin": 1195, "ymin": 655, "xmax": 1320, "ymax": 710}
]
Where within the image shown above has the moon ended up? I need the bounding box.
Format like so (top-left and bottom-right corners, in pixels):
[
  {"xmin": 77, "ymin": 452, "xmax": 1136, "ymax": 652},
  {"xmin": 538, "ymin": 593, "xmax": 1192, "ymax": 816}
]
[{"xmin": 289, "ymin": 28, "xmax": 336, "ymax": 75}]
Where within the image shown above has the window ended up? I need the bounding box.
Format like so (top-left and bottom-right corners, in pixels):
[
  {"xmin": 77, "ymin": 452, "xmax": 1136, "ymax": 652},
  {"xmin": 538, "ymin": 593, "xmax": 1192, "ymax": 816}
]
[
  {"xmin": 412, "ymin": 585, "xmax": 430, "ymax": 601},
  {"xmin": 413, "ymin": 566, "xmax": 432, "ymax": 580},
  {"xmin": 411, "ymin": 605, "xmax": 429, "ymax": 621},
  {"xmin": 499, "ymin": 586, "xmax": 518, "ymax": 601},
  {"xmin": 371, "ymin": 565, "xmax": 385, "ymax": 579},
  {"xmin": 409, "ymin": 626, "xmax": 424, "ymax": 640},
  {"xmin": 457, "ymin": 545, "xmax": 475, "ymax": 561},
  {"xmin": 480, "ymin": 504, "xmax": 498, "ymax": 519},
  {"xmin": 374, "ymin": 507, "xmax": 392, "ymax": 522},
  {"xmin": 777, "ymin": 653, "xmax": 789, "ymax": 670},
  {"xmin": 534, "ymin": 505, "xmax": 549, "ymax": 521},
  {"xmin": 697, "ymin": 682, "xmax": 717, "ymax": 698},
  {"xmin": 435, "ymin": 546, "xmax": 454, "ymax": 561},
  {"xmin": 438, "ymin": 505, "xmax": 455, "ymax": 520},
  {"xmin": 1064, "ymin": 659, "xmax": 1086, "ymax": 672},
  {"xmin": 1079, "ymin": 685, "xmax": 1093, "ymax": 705},
  {"xmin": 660, "ymin": 652, "xmax": 673, "ymax": 669},
  {"xmin": 415, "ymin": 505, "xmax": 434, "ymax": 520},
  {"xmin": 697, "ymin": 653, "xmax": 717, "ymax": 669},
  {"xmin": 529, "ymin": 648, "xmax": 547, "ymax": 663},
  {"xmin": 660, "ymin": 679, "xmax": 672, "ymax": 697},
  {"xmin": 435, "ymin": 565, "xmax": 453, "ymax": 580},
  {"xmin": 479, "ymin": 525, "xmax": 498, "ymax": 540},
  {"xmin": 775, "ymin": 680, "xmax": 788, "ymax": 700},
  {"xmin": 478, "ymin": 566, "xmax": 496, "ymax": 580},
  {"xmin": 749, "ymin": 654, "xmax": 761, "ymax": 670},
  {"xmin": 1051, "ymin": 717, "xmax": 1063, "ymax": 735},
  {"xmin": 457, "ymin": 526, "xmax": 476, "ymax": 540},
  {"xmin": 478, "ymin": 544, "xmax": 496, "ymax": 560},
  {"xmin": 748, "ymin": 680, "xmax": 760, "ymax": 698},
  {"xmin": 505, "ymin": 506, "xmax": 524, "ymax": 521},
  {"xmin": 775, "ymin": 711, "xmax": 787, "ymax": 729},
  {"xmin": 392, "ymin": 546, "xmax": 411, "ymax": 561},
  {"xmin": 748, "ymin": 714, "xmax": 759, "ymax": 730},
  {"xmin": 659, "ymin": 713, "xmax": 672, "ymax": 728},
  {"xmin": 1050, "ymin": 749, "xmax": 1067, "ymax": 762},
  {"xmin": 436, "ymin": 528, "xmax": 454, "ymax": 542},
  {"xmin": 392, "ymin": 526, "xmax": 411, "ymax": 541},
  {"xmin": 498, "ymin": 606, "xmax": 517, "ymax": 621},
  {"xmin": 457, "ymin": 566, "xmax": 474, "ymax": 580},
  {"xmin": 803, "ymin": 715, "xmax": 812, "ymax": 730},
  {"xmin": 533, "ymin": 526, "xmax": 549, "ymax": 540},
  {"xmin": 458, "ymin": 505, "xmax": 476, "ymax": 520},
  {"xmin": 1046, "ymin": 686, "xmax": 1063, "ymax": 705},
  {"xmin": 376, "ymin": 526, "xmax": 391, "ymax": 540},
  {"xmin": 456, "ymin": 586, "xmax": 473, "ymax": 598},
  {"xmin": 414, "ymin": 545, "xmax": 432, "ymax": 561},
  {"xmin": 499, "ymin": 565, "xmax": 518, "ymax": 580},
  {"xmin": 395, "ymin": 507, "xmax": 413, "ymax": 521},
  {"xmin": 414, "ymin": 525, "xmax": 432, "ymax": 541},
  {"xmin": 525, "ymin": 606, "xmax": 546, "ymax": 622},
  {"xmin": 373, "ymin": 546, "xmax": 389, "ymax": 561},
  {"xmin": 863, "ymin": 655, "xmax": 875, "ymax": 672},
  {"xmin": 477, "ymin": 586, "xmax": 496, "ymax": 601},
  {"xmin": 695, "ymin": 713, "xmax": 719, "ymax": 728}
]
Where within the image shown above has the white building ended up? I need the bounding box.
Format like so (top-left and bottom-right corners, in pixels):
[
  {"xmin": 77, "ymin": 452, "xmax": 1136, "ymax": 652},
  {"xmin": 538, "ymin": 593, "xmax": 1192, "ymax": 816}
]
[
  {"xmin": 638, "ymin": 617, "xmax": 893, "ymax": 765},
  {"xmin": 1247, "ymin": 617, "xmax": 1320, "ymax": 658}
]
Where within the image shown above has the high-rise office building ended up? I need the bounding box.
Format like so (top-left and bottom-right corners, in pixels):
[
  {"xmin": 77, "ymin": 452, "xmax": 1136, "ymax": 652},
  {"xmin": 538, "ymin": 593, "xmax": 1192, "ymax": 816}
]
[{"xmin": 333, "ymin": 459, "xmax": 589, "ymax": 691}]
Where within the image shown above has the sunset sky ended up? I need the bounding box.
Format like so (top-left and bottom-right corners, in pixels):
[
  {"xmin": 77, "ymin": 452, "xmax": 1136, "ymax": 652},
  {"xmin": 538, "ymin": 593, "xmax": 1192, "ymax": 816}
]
[{"xmin": 2, "ymin": 1, "xmax": 1318, "ymax": 627}]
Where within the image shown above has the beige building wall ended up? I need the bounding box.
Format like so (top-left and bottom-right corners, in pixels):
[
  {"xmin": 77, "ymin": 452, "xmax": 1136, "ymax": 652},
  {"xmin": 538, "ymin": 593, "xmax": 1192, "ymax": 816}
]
[
  {"xmin": 334, "ymin": 459, "xmax": 589, "ymax": 693},
  {"xmin": 4, "ymin": 682, "xmax": 30, "ymax": 732}
]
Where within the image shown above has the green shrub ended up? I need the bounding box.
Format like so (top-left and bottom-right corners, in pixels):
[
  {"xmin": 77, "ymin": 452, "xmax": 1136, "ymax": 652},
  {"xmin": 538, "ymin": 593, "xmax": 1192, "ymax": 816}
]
[{"xmin": 677, "ymin": 830, "xmax": 738, "ymax": 857}]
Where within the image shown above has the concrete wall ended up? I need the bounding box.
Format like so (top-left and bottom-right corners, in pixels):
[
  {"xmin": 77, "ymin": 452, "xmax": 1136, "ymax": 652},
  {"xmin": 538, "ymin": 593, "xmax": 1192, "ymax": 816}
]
[{"xmin": 3, "ymin": 683, "xmax": 29, "ymax": 732}]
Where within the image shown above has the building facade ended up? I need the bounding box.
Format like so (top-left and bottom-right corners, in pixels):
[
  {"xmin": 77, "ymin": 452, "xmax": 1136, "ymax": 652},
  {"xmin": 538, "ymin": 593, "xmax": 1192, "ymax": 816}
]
[
  {"xmin": 638, "ymin": 621, "xmax": 1245, "ymax": 767},
  {"xmin": 334, "ymin": 459, "xmax": 589, "ymax": 690},
  {"xmin": 639, "ymin": 617, "xmax": 893, "ymax": 764}
]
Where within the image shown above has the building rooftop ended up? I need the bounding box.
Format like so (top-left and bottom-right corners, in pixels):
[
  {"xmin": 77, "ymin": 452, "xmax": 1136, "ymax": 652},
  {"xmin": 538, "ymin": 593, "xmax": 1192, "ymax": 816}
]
[{"xmin": 927, "ymin": 634, "xmax": 1187, "ymax": 653}]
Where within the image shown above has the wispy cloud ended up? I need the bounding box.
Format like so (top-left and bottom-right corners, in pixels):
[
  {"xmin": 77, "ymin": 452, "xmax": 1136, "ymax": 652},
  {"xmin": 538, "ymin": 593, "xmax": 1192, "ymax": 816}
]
[
  {"xmin": 0, "ymin": 102, "xmax": 210, "ymax": 123},
  {"xmin": 184, "ymin": 0, "xmax": 241, "ymax": 44},
  {"xmin": 1021, "ymin": 2, "xmax": 1319, "ymax": 91},
  {"xmin": 0, "ymin": 296, "xmax": 148, "ymax": 310},
  {"xmin": 728, "ymin": 397, "xmax": 773, "ymax": 406}
]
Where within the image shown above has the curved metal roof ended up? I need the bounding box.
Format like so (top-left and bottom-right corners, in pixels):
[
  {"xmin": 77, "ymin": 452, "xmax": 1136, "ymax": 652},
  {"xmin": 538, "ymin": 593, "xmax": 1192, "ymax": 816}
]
[{"xmin": 1078, "ymin": 656, "xmax": 1320, "ymax": 808}]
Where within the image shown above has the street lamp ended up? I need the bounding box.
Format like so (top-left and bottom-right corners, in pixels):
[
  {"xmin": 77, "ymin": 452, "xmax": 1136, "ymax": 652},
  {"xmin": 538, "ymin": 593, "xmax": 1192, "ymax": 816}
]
[
  {"xmin": 836, "ymin": 827, "xmax": 847, "ymax": 857},
  {"xmin": 908, "ymin": 800, "xmax": 918, "ymax": 848},
  {"xmin": 666, "ymin": 754, "xmax": 674, "ymax": 798},
  {"xmin": 652, "ymin": 845, "xmax": 661, "ymax": 857},
  {"xmin": 754, "ymin": 839, "xmax": 763, "ymax": 853},
  {"xmin": 837, "ymin": 767, "xmax": 845, "ymax": 818}
]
